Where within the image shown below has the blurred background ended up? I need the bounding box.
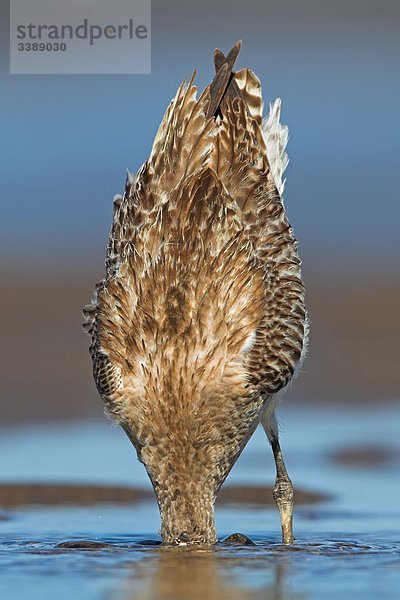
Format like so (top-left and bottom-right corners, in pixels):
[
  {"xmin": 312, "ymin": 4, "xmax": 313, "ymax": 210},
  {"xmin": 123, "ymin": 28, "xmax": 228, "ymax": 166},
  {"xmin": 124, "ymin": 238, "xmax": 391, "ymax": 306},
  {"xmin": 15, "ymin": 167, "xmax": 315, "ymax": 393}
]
[
  {"xmin": 1, "ymin": 2, "xmax": 400, "ymax": 597},
  {"xmin": 1, "ymin": 0, "xmax": 399, "ymax": 422}
]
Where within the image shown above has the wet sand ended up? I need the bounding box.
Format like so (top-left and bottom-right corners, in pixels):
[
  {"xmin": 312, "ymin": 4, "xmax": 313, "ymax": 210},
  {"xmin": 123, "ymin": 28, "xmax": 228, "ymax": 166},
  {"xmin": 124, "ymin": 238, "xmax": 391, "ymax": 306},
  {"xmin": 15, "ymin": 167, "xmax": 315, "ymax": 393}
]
[
  {"xmin": 0, "ymin": 273, "xmax": 399, "ymax": 423},
  {"xmin": 0, "ymin": 483, "xmax": 329, "ymax": 508},
  {"xmin": 327, "ymin": 444, "xmax": 400, "ymax": 468}
]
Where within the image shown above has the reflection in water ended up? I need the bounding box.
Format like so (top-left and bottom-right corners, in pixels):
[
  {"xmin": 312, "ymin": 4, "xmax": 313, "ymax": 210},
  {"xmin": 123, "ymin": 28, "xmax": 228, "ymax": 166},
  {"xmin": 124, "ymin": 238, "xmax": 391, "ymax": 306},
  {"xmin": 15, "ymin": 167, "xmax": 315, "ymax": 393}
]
[{"xmin": 116, "ymin": 546, "xmax": 308, "ymax": 600}]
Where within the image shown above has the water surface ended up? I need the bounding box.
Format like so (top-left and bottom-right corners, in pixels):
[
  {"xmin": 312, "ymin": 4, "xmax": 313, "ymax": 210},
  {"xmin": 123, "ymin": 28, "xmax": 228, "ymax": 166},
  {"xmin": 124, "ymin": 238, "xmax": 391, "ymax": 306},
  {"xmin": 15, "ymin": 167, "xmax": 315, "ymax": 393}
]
[{"xmin": 1, "ymin": 407, "xmax": 399, "ymax": 599}]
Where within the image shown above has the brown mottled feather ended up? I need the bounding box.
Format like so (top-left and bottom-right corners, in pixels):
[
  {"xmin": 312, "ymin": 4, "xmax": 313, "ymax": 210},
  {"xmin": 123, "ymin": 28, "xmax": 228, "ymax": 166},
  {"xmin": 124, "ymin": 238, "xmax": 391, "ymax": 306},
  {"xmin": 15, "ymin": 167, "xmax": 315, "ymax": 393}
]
[{"xmin": 83, "ymin": 43, "xmax": 307, "ymax": 544}]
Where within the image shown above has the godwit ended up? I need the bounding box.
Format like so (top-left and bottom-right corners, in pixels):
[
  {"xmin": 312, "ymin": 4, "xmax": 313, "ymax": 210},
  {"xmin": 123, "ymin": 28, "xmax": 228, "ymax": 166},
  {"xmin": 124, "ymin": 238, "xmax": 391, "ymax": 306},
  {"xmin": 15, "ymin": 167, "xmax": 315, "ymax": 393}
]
[{"xmin": 83, "ymin": 41, "xmax": 308, "ymax": 546}]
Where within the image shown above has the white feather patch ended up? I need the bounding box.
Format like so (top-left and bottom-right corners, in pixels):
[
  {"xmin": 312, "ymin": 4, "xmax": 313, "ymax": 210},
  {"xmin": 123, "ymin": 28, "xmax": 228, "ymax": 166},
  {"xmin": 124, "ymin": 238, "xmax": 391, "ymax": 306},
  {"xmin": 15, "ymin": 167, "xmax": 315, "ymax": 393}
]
[
  {"xmin": 262, "ymin": 98, "xmax": 289, "ymax": 196},
  {"xmin": 126, "ymin": 169, "xmax": 135, "ymax": 186},
  {"xmin": 241, "ymin": 330, "xmax": 257, "ymax": 353}
]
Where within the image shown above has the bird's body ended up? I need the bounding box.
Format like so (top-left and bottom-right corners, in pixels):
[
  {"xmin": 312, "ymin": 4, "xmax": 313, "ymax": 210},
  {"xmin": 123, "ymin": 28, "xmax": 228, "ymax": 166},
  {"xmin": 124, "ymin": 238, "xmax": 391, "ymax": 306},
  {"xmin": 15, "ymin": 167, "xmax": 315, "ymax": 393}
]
[{"xmin": 84, "ymin": 42, "xmax": 307, "ymax": 545}]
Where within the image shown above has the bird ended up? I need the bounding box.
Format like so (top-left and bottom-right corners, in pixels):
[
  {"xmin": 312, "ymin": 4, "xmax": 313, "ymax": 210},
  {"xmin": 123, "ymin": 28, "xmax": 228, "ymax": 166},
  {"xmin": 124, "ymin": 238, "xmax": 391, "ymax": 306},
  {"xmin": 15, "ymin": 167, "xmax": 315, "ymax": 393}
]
[{"xmin": 83, "ymin": 41, "xmax": 308, "ymax": 546}]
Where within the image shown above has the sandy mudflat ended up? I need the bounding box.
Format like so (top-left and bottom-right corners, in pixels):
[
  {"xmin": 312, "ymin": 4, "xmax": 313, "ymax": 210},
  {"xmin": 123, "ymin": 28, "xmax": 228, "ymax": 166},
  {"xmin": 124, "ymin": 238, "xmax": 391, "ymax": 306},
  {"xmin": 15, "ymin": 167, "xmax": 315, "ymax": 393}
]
[
  {"xmin": 0, "ymin": 273, "xmax": 398, "ymax": 423},
  {"xmin": 0, "ymin": 483, "xmax": 329, "ymax": 508},
  {"xmin": 327, "ymin": 444, "xmax": 400, "ymax": 468}
]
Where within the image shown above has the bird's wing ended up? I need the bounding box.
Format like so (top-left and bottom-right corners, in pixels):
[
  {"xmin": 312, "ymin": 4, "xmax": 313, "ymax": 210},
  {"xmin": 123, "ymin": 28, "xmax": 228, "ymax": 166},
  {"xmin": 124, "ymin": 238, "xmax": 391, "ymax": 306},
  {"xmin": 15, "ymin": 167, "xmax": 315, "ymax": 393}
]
[
  {"xmin": 83, "ymin": 75, "xmax": 219, "ymax": 414},
  {"xmin": 207, "ymin": 62, "xmax": 307, "ymax": 395},
  {"xmin": 83, "ymin": 277, "xmax": 129, "ymax": 410},
  {"xmin": 105, "ymin": 74, "xmax": 217, "ymax": 275}
]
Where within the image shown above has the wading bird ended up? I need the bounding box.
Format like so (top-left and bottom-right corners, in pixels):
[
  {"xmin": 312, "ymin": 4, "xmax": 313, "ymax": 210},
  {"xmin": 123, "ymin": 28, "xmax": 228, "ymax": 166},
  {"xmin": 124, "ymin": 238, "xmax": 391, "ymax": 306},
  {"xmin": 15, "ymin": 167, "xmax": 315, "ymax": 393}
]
[{"xmin": 83, "ymin": 41, "xmax": 308, "ymax": 546}]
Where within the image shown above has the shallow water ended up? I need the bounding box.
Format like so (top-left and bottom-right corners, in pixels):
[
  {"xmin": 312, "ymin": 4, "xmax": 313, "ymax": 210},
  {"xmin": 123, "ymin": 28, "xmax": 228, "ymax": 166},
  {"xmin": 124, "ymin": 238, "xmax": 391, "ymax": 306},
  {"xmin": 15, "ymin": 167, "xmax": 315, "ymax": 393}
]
[{"xmin": 1, "ymin": 406, "xmax": 400, "ymax": 599}]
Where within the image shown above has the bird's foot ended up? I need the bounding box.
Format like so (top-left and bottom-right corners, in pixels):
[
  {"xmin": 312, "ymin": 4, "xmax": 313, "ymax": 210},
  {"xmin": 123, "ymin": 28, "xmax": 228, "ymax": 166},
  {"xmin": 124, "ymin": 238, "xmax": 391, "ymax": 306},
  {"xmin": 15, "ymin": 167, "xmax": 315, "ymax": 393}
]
[{"xmin": 273, "ymin": 476, "xmax": 294, "ymax": 545}]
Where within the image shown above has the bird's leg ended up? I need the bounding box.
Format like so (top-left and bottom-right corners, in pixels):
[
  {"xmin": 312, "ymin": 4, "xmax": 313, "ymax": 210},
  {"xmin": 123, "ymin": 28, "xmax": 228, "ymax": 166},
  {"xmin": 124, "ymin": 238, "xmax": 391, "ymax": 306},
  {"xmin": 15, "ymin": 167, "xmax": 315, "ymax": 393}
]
[
  {"xmin": 261, "ymin": 410, "xmax": 294, "ymax": 544},
  {"xmin": 271, "ymin": 436, "xmax": 294, "ymax": 545}
]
